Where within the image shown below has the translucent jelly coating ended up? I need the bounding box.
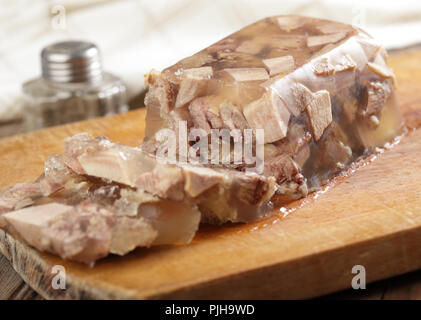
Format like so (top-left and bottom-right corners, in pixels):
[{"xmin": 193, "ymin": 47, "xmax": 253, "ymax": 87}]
[{"xmin": 144, "ymin": 15, "xmax": 404, "ymax": 199}]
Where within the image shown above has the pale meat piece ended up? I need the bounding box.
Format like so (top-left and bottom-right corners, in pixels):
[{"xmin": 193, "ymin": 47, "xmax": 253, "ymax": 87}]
[
  {"xmin": 316, "ymin": 22, "xmax": 353, "ymax": 34},
  {"xmin": 182, "ymin": 166, "xmax": 225, "ymax": 198},
  {"xmin": 235, "ymin": 40, "xmax": 264, "ymax": 55},
  {"xmin": 263, "ymin": 56, "xmax": 295, "ymax": 76},
  {"xmin": 135, "ymin": 165, "xmax": 185, "ymax": 201},
  {"xmin": 368, "ymin": 60, "xmax": 395, "ymax": 79},
  {"xmin": 188, "ymin": 96, "xmax": 224, "ymax": 133},
  {"xmin": 175, "ymin": 67, "xmax": 213, "ymax": 108},
  {"xmin": 219, "ymin": 101, "xmax": 249, "ymax": 130},
  {"xmin": 361, "ymin": 81, "xmax": 392, "ymax": 118},
  {"xmin": 312, "ymin": 55, "xmax": 356, "ymax": 76},
  {"xmin": 175, "ymin": 78, "xmax": 207, "ymax": 109},
  {"xmin": 305, "ymin": 90, "xmax": 333, "ymax": 141},
  {"xmin": 307, "ymin": 32, "xmax": 347, "ymax": 47},
  {"xmin": 223, "ymin": 68, "xmax": 269, "ymax": 82},
  {"xmin": 276, "ymin": 16, "xmax": 306, "ymax": 32},
  {"xmin": 243, "ymin": 90, "xmax": 291, "ymax": 143},
  {"xmin": 3, "ymin": 203, "xmax": 74, "ymax": 252},
  {"xmin": 181, "ymin": 67, "xmax": 213, "ymax": 79}
]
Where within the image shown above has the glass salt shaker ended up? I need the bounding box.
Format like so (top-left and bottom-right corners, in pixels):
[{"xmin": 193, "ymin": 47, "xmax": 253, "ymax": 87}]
[{"xmin": 22, "ymin": 41, "xmax": 127, "ymax": 131}]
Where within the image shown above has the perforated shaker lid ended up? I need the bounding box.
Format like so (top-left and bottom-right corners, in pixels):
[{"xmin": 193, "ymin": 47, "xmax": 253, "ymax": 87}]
[{"xmin": 41, "ymin": 41, "xmax": 103, "ymax": 83}]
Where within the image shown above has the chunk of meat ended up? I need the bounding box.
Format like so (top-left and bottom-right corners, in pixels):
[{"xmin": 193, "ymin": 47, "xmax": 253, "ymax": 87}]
[
  {"xmin": 175, "ymin": 67, "xmax": 213, "ymax": 109},
  {"xmin": 312, "ymin": 57, "xmax": 335, "ymax": 76},
  {"xmin": 263, "ymin": 55, "xmax": 295, "ymax": 76},
  {"xmin": 273, "ymin": 122, "xmax": 312, "ymax": 165},
  {"xmin": 313, "ymin": 55, "xmax": 356, "ymax": 76},
  {"xmin": 305, "ymin": 90, "xmax": 332, "ymax": 141},
  {"xmin": 223, "ymin": 68, "xmax": 269, "ymax": 82},
  {"xmin": 144, "ymin": 92, "xmax": 166, "ymax": 137},
  {"xmin": 219, "ymin": 101, "xmax": 249, "ymax": 130},
  {"xmin": 262, "ymin": 77, "xmax": 315, "ymax": 117},
  {"xmin": 3, "ymin": 203, "xmax": 73, "ymax": 251},
  {"xmin": 316, "ymin": 22, "xmax": 352, "ymax": 34},
  {"xmin": 182, "ymin": 165, "xmax": 225, "ymax": 198},
  {"xmin": 367, "ymin": 60, "xmax": 395, "ymax": 79},
  {"xmin": 276, "ymin": 16, "xmax": 306, "ymax": 32},
  {"xmin": 113, "ymin": 189, "xmax": 158, "ymax": 217},
  {"xmin": 271, "ymin": 35, "xmax": 307, "ymax": 49},
  {"xmin": 243, "ymin": 90, "xmax": 291, "ymax": 143},
  {"xmin": 198, "ymin": 172, "xmax": 276, "ymax": 224},
  {"xmin": 232, "ymin": 172, "xmax": 275, "ymax": 205},
  {"xmin": 361, "ymin": 81, "xmax": 391, "ymax": 117},
  {"xmin": 334, "ymin": 54, "xmax": 357, "ymax": 73},
  {"xmin": 188, "ymin": 97, "xmax": 213, "ymax": 133},
  {"xmin": 236, "ymin": 40, "xmax": 265, "ymax": 55},
  {"xmin": 65, "ymin": 134, "xmax": 155, "ymax": 187},
  {"xmin": 314, "ymin": 124, "xmax": 353, "ymax": 170},
  {"xmin": 292, "ymin": 83, "xmax": 314, "ymax": 112},
  {"xmin": 175, "ymin": 78, "xmax": 208, "ymax": 109},
  {"xmin": 77, "ymin": 148, "xmax": 142, "ymax": 187},
  {"xmin": 276, "ymin": 179, "xmax": 308, "ymax": 200},
  {"xmin": 307, "ymin": 32, "xmax": 347, "ymax": 47},
  {"xmin": 206, "ymin": 104, "xmax": 223, "ymax": 129},
  {"xmin": 181, "ymin": 67, "xmax": 213, "ymax": 79},
  {"xmin": 145, "ymin": 70, "xmax": 177, "ymax": 114},
  {"xmin": 263, "ymin": 154, "xmax": 300, "ymax": 183},
  {"xmin": 45, "ymin": 201, "xmax": 115, "ymax": 263},
  {"xmin": 135, "ymin": 165, "xmax": 185, "ymax": 201}
]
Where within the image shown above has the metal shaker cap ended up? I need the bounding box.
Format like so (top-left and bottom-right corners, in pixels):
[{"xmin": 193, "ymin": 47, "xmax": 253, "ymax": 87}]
[{"xmin": 41, "ymin": 41, "xmax": 103, "ymax": 83}]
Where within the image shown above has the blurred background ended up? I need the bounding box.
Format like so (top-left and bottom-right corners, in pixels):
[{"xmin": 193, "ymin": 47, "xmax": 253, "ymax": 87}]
[{"xmin": 1, "ymin": 0, "xmax": 421, "ymax": 136}]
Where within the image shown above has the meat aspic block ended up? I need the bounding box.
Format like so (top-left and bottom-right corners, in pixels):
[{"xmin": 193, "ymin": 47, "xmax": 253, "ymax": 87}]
[{"xmin": 0, "ymin": 16, "xmax": 404, "ymax": 264}]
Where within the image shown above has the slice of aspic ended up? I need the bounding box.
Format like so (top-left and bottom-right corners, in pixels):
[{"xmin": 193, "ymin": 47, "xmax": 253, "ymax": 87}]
[
  {"xmin": 0, "ymin": 146, "xmax": 203, "ymax": 263},
  {"xmin": 144, "ymin": 15, "xmax": 404, "ymax": 198},
  {"xmin": 0, "ymin": 134, "xmax": 275, "ymax": 263}
]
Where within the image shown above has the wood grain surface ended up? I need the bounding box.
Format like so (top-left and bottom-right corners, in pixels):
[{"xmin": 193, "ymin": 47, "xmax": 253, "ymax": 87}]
[{"xmin": 0, "ymin": 50, "xmax": 421, "ymax": 300}]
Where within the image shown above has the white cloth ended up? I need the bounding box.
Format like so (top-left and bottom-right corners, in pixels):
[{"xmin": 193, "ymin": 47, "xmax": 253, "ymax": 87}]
[{"xmin": 1, "ymin": 0, "xmax": 421, "ymax": 121}]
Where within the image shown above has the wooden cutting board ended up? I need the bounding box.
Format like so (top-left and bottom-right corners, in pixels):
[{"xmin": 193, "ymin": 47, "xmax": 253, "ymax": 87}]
[{"xmin": 0, "ymin": 50, "xmax": 421, "ymax": 300}]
